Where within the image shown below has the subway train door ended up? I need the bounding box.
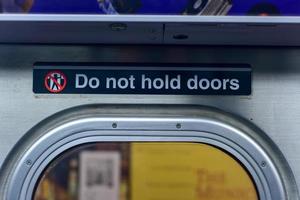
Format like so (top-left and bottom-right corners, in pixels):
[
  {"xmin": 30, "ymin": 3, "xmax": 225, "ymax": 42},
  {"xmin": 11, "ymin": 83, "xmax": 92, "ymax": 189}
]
[
  {"xmin": 1, "ymin": 0, "xmax": 300, "ymax": 198},
  {"xmin": 0, "ymin": 101, "xmax": 298, "ymax": 200}
]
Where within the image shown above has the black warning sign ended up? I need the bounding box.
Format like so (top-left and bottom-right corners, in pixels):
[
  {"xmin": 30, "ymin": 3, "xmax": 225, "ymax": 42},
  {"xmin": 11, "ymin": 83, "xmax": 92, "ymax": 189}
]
[{"xmin": 34, "ymin": 63, "xmax": 252, "ymax": 95}]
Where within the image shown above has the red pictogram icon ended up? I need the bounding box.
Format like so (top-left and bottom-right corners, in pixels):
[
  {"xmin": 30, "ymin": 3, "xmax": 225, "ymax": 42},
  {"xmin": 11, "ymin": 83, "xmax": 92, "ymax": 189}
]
[{"xmin": 44, "ymin": 71, "xmax": 67, "ymax": 93}]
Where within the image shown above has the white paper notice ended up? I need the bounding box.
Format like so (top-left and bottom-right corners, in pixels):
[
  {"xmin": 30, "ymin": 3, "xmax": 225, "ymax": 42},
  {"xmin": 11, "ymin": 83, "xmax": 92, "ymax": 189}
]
[{"xmin": 79, "ymin": 151, "xmax": 120, "ymax": 200}]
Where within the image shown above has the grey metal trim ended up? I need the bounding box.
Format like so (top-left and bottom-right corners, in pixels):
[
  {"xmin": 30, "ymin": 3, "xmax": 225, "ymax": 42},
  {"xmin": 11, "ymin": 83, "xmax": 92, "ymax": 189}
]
[
  {"xmin": 34, "ymin": 65, "xmax": 252, "ymax": 72},
  {"xmin": 0, "ymin": 15, "xmax": 300, "ymax": 45},
  {"xmin": 0, "ymin": 104, "xmax": 298, "ymax": 200},
  {"xmin": 1, "ymin": 14, "xmax": 300, "ymax": 23}
]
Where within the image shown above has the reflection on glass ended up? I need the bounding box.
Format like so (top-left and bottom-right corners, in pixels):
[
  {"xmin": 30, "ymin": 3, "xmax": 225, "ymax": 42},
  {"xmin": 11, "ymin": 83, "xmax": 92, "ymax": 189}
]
[
  {"xmin": 1, "ymin": 0, "xmax": 300, "ymax": 16},
  {"xmin": 34, "ymin": 142, "xmax": 258, "ymax": 200}
]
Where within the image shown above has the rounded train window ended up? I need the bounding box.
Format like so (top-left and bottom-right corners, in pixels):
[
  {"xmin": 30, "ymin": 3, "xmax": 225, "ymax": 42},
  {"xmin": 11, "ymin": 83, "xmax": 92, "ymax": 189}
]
[{"xmin": 34, "ymin": 142, "xmax": 258, "ymax": 200}]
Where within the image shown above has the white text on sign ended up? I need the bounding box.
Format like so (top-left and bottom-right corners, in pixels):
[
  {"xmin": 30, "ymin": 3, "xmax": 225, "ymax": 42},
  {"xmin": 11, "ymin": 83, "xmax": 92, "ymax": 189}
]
[{"xmin": 75, "ymin": 74, "xmax": 239, "ymax": 91}]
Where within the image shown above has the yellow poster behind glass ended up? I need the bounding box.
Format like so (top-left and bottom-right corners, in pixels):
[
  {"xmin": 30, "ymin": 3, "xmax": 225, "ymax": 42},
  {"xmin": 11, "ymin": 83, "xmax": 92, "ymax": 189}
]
[{"xmin": 131, "ymin": 143, "xmax": 258, "ymax": 200}]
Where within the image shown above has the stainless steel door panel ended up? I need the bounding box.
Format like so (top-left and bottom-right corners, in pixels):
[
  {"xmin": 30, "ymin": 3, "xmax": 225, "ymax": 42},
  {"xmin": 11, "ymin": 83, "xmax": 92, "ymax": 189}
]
[{"xmin": 0, "ymin": 45, "xmax": 299, "ymax": 193}]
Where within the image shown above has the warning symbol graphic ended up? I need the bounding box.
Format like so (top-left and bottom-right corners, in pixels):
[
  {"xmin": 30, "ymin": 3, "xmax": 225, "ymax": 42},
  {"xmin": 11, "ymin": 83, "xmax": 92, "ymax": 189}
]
[{"xmin": 44, "ymin": 71, "xmax": 67, "ymax": 93}]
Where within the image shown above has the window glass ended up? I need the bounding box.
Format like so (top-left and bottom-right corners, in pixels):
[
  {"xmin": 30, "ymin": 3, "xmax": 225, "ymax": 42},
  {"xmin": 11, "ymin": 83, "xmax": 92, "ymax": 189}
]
[
  {"xmin": 0, "ymin": 0, "xmax": 298, "ymax": 16},
  {"xmin": 34, "ymin": 142, "xmax": 258, "ymax": 200}
]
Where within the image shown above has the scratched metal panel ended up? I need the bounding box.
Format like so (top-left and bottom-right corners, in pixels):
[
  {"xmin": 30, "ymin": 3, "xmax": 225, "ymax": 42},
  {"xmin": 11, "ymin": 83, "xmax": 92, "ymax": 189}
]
[{"xmin": 0, "ymin": 44, "xmax": 299, "ymax": 193}]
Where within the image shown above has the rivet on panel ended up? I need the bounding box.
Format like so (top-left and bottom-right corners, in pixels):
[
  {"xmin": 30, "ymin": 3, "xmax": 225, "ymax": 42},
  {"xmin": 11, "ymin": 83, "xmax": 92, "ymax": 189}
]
[
  {"xmin": 261, "ymin": 161, "xmax": 267, "ymax": 168},
  {"xmin": 112, "ymin": 123, "xmax": 118, "ymax": 128},
  {"xmin": 26, "ymin": 160, "xmax": 32, "ymax": 166},
  {"xmin": 176, "ymin": 123, "xmax": 182, "ymax": 129}
]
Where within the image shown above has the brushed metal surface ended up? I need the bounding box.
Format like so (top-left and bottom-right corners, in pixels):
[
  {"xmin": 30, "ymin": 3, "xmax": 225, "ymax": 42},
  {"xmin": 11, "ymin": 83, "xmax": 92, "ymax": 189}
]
[
  {"xmin": 0, "ymin": 44, "xmax": 300, "ymax": 193},
  {"xmin": 2, "ymin": 15, "xmax": 300, "ymax": 45}
]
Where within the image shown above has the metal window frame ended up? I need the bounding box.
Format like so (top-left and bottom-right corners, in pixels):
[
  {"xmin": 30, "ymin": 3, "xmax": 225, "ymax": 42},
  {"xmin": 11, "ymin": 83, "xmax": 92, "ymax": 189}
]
[
  {"xmin": 1, "ymin": 15, "xmax": 300, "ymax": 45},
  {"xmin": 0, "ymin": 104, "xmax": 298, "ymax": 200}
]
